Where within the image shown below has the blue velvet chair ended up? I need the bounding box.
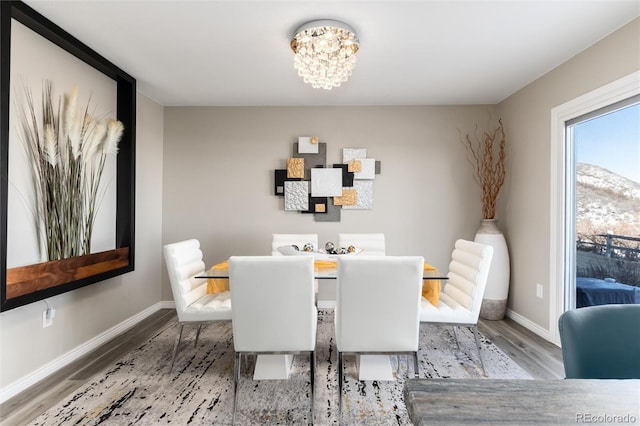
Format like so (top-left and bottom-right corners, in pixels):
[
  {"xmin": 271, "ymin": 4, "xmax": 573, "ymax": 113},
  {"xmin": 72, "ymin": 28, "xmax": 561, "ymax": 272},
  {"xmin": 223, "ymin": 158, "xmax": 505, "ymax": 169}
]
[{"xmin": 558, "ymin": 304, "xmax": 640, "ymax": 379}]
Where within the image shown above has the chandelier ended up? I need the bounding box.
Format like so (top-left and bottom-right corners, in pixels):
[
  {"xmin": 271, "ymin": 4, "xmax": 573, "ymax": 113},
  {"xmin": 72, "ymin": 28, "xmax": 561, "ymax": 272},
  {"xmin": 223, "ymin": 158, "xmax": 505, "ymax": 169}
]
[{"xmin": 290, "ymin": 19, "xmax": 360, "ymax": 90}]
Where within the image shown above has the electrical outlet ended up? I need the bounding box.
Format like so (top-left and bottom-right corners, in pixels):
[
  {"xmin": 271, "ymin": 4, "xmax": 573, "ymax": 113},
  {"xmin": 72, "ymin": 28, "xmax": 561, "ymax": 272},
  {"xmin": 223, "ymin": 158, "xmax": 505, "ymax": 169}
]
[
  {"xmin": 536, "ymin": 283, "xmax": 543, "ymax": 299},
  {"xmin": 42, "ymin": 309, "xmax": 53, "ymax": 328}
]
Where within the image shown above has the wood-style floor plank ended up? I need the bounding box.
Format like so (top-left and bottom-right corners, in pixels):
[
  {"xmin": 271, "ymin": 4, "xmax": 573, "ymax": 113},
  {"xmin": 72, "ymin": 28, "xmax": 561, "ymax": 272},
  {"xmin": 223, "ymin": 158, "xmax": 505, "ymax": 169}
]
[
  {"xmin": 478, "ymin": 317, "xmax": 564, "ymax": 379},
  {"xmin": 0, "ymin": 310, "xmax": 564, "ymax": 425}
]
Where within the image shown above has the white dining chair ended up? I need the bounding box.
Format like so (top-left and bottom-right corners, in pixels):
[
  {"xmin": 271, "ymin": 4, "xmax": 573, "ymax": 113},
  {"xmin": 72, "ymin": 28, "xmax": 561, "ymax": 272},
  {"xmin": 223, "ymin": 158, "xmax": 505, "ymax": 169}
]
[
  {"xmin": 229, "ymin": 256, "xmax": 317, "ymax": 425},
  {"xmin": 337, "ymin": 233, "xmax": 386, "ymax": 255},
  {"xmin": 271, "ymin": 233, "xmax": 319, "ymax": 255},
  {"xmin": 335, "ymin": 255, "xmax": 423, "ymax": 421},
  {"xmin": 419, "ymin": 239, "xmax": 493, "ymax": 375},
  {"xmin": 163, "ymin": 239, "xmax": 232, "ymax": 371},
  {"xmin": 272, "ymin": 233, "xmax": 321, "ymax": 299}
]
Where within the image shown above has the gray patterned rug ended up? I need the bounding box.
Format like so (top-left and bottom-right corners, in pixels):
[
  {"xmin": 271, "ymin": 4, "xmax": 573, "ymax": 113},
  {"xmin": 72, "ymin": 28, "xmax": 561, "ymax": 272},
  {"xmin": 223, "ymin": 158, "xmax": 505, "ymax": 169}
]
[{"xmin": 31, "ymin": 310, "xmax": 531, "ymax": 426}]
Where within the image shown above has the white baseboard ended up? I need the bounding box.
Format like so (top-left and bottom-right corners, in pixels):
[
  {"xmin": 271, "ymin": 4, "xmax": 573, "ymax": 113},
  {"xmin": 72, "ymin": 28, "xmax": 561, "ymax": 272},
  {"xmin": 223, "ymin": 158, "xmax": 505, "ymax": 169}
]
[
  {"xmin": 505, "ymin": 308, "xmax": 554, "ymax": 343},
  {"xmin": 160, "ymin": 300, "xmax": 176, "ymax": 309},
  {"xmin": 0, "ymin": 302, "xmax": 166, "ymax": 404},
  {"xmin": 317, "ymin": 301, "xmax": 336, "ymax": 309}
]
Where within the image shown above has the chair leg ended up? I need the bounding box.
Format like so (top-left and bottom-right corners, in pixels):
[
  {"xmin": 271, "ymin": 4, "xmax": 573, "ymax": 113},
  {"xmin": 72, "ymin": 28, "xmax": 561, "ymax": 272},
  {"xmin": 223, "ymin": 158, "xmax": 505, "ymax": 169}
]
[
  {"xmin": 169, "ymin": 324, "xmax": 184, "ymax": 372},
  {"xmin": 310, "ymin": 350, "xmax": 315, "ymax": 425},
  {"xmin": 232, "ymin": 352, "xmax": 241, "ymax": 425},
  {"xmin": 338, "ymin": 352, "xmax": 343, "ymax": 424},
  {"xmin": 452, "ymin": 325, "xmax": 461, "ymax": 349},
  {"xmin": 413, "ymin": 351, "xmax": 419, "ymax": 378},
  {"xmin": 194, "ymin": 324, "xmax": 203, "ymax": 347},
  {"xmin": 471, "ymin": 326, "xmax": 486, "ymax": 376}
]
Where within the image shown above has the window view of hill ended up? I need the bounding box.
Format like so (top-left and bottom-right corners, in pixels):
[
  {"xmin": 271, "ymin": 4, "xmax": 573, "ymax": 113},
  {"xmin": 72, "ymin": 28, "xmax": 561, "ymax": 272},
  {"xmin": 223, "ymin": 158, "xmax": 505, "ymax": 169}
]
[
  {"xmin": 577, "ymin": 162, "xmax": 640, "ymax": 237},
  {"xmin": 576, "ymin": 162, "xmax": 640, "ymax": 289}
]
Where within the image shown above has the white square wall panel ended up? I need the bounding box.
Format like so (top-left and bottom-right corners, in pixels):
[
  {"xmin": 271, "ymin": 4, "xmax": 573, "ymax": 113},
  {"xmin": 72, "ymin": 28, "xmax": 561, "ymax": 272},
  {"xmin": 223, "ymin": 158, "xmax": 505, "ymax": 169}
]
[
  {"xmin": 284, "ymin": 181, "xmax": 309, "ymax": 210},
  {"xmin": 297, "ymin": 136, "xmax": 319, "ymax": 154},
  {"xmin": 311, "ymin": 168, "xmax": 343, "ymax": 197},
  {"xmin": 342, "ymin": 181, "xmax": 374, "ymax": 209},
  {"xmin": 343, "ymin": 148, "xmax": 367, "ymax": 162},
  {"xmin": 354, "ymin": 158, "xmax": 376, "ymax": 180}
]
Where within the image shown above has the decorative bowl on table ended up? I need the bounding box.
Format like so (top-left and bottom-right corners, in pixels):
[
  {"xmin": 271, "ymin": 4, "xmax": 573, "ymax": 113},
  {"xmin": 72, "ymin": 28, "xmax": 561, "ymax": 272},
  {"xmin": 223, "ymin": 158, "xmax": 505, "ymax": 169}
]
[
  {"xmin": 327, "ymin": 247, "xmax": 363, "ymax": 258},
  {"xmin": 323, "ymin": 242, "xmax": 363, "ymax": 256},
  {"xmin": 276, "ymin": 244, "xmax": 362, "ymax": 261}
]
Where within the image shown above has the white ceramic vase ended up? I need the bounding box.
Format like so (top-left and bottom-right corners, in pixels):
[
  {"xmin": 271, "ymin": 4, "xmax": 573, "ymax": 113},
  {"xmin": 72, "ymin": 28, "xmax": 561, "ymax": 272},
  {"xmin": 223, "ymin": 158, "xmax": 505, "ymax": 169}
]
[{"xmin": 474, "ymin": 219, "xmax": 510, "ymax": 320}]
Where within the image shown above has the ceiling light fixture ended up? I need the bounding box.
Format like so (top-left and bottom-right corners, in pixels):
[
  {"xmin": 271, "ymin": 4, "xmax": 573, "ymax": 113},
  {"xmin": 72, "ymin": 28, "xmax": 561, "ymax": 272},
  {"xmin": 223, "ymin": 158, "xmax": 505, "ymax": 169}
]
[{"xmin": 290, "ymin": 19, "xmax": 359, "ymax": 90}]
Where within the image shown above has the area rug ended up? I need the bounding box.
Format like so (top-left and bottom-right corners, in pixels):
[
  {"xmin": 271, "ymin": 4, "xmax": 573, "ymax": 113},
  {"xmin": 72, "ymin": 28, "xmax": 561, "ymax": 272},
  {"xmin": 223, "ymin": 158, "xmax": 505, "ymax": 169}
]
[{"xmin": 30, "ymin": 310, "xmax": 531, "ymax": 426}]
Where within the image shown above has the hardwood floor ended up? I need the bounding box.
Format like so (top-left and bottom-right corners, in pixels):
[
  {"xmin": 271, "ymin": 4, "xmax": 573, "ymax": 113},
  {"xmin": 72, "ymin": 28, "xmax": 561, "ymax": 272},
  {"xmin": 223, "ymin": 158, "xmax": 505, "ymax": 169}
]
[
  {"xmin": 478, "ymin": 317, "xmax": 565, "ymax": 379},
  {"xmin": 0, "ymin": 309, "xmax": 564, "ymax": 425}
]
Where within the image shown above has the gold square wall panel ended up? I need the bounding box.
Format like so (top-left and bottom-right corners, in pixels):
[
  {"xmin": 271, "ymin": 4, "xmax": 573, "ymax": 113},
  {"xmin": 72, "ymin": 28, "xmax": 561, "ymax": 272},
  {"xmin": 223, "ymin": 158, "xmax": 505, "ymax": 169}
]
[
  {"xmin": 334, "ymin": 189, "xmax": 357, "ymax": 206},
  {"xmin": 287, "ymin": 157, "xmax": 304, "ymax": 178},
  {"xmin": 348, "ymin": 160, "xmax": 362, "ymax": 173}
]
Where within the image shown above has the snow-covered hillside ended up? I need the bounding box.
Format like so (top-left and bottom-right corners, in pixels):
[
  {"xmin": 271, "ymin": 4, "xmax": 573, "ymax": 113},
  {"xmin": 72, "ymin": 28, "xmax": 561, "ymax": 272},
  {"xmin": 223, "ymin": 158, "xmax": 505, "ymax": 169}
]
[{"xmin": 577, "ymin": 163, "xmax": 640, "ymax": 233}]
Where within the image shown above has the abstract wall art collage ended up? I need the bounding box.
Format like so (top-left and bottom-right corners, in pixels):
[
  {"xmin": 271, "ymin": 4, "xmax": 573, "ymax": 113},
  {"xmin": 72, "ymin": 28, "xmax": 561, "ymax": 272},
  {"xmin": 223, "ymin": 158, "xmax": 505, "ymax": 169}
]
[{"xmin": 274, "ymin": 137, "xmax": 381, "ymax": 222}]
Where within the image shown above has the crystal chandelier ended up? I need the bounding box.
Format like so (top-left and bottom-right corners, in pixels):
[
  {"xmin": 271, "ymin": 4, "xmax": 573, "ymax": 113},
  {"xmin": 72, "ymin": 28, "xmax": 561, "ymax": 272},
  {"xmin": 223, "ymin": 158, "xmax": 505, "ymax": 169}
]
[{"xmin": 290, "ymin": 20, "xmax": 360, "ymax": 90}]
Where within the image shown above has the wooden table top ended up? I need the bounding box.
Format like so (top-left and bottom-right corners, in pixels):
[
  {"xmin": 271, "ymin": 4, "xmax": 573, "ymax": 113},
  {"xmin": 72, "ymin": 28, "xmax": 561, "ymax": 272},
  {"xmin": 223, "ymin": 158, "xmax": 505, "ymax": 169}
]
[{"xmin": 404, "ymin": 378, "xmax": 640, "ymax": 425}]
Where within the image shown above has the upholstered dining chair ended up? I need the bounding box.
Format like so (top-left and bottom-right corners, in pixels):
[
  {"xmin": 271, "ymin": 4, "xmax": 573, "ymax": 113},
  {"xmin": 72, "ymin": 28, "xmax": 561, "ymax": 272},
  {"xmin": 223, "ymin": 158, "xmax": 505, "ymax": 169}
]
[
  {"xmin": 163, "ymin": 239, "xmax": 232, "ymax": 371},
  {"xmin": 419, "ymin": 239, "xmax": 493, "ymax": 375},
  {"xmin": 271, "ymin": 233, "xmax": 319, "ymax": 255},
  {"xmin": 335, "ymin": 256, "xmax": 424, "ymax": 421},
  {"xmin": 228, "ymin": 256, "xmax": 317, "ymax": 425},
  {"xmin": 558, "ymin": 304, "xmax": 640, "ymax": 379},
  {"xmin": 337, "ymin": 233, "xmax": 386, "ymax": 255},
  {"xmin": 272, "ymin": 233, "xmax": 321, "ymax": 299}
]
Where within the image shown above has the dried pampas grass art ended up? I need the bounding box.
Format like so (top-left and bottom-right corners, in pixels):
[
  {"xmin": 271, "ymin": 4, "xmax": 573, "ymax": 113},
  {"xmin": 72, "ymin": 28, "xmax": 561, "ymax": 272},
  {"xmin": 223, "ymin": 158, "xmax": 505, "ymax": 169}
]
[{"xmin": 16, "ymin": 80, "xmax": 124, "ymax": 261}]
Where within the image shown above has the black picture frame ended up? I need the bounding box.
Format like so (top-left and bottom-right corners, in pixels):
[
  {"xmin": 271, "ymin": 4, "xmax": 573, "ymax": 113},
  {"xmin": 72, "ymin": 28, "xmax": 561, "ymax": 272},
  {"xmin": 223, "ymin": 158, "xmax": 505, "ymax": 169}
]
[{"xmin": 0, "ymin": 1, "xmax": 136, "ymax": 311}]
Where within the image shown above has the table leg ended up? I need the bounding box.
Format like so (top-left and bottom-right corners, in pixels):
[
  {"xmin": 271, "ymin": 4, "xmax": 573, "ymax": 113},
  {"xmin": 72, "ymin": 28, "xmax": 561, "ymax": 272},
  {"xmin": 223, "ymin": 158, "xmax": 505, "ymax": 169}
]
[
  {"xmin": 253, "ymin": 354, "xmax": 294, "ymax": 380},
  {"xmin": 357, "ymin": 355, "xmax": 395, "ymax": 380},
  {"xmin": 317, "ymin": 280, "xmax": 336, "ymax": 309}
]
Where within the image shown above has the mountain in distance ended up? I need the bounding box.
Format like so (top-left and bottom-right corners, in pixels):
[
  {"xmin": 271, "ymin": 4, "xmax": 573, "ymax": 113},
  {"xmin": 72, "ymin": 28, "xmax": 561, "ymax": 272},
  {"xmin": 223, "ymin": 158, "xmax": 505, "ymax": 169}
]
[{"xmin": 576, "ymin": 163, "xmax": 640, "ymax": 235}]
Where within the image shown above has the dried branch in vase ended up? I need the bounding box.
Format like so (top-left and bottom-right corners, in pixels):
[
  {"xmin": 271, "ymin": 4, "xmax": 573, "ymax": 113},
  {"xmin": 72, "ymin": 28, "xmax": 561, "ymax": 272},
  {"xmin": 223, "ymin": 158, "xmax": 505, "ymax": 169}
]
[{"xmin": 460, "ymin": 118, "xmax": 506, "ymax": 220}]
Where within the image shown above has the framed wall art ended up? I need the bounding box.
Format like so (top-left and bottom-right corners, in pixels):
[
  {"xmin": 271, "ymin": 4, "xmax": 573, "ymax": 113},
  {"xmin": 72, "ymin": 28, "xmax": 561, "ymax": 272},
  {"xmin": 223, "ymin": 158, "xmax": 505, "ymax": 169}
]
[{"xmin": 0, "ymin": 1, "xmax": 136, "ymax": 311}]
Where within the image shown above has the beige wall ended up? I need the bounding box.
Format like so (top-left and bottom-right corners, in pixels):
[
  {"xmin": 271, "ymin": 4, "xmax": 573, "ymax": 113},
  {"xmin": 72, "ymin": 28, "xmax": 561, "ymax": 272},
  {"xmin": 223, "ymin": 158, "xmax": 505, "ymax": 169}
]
[
  {"xmin": 161, "ymin": 106, "xmax": 498, "ymax": 299},
  {"xmin": 0, "ymin": 93, "xmax": 164, "ymax": 394},
  {"xmin": 497, "ymin": 18, "xmax": 640, "ymax": 330}
]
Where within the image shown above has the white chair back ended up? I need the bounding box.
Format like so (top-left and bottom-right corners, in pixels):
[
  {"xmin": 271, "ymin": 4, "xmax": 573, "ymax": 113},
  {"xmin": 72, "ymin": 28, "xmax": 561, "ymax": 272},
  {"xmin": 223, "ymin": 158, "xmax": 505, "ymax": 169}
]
[
  {"xmin": 337, "ymin": 233, "xmax": 386, "ymax": 255},
  {"xmin": 441, "ymin": 239, "xmax": 494, "ymax": 323},
  {"xmin": 335, "ymin": 256, "xmax": 423, "ymax": 352},
  {"xmin": 271, "ymin": 233, "xmax": 319, "ymax": 255},
  {"xmin": 229, "ymin": 256, "xmax": 317, "ymax": 352},
  {"xmin": 163, "ymin": 239, "xmax": 208, "ymax": 322}
]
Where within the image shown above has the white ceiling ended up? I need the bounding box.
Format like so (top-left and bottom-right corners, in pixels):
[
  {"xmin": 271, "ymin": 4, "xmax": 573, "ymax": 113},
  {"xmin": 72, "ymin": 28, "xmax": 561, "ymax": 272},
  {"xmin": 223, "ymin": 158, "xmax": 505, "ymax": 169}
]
[{"xmin": 22, "ymin": 0, "xmax": 640, "ymax": 106}]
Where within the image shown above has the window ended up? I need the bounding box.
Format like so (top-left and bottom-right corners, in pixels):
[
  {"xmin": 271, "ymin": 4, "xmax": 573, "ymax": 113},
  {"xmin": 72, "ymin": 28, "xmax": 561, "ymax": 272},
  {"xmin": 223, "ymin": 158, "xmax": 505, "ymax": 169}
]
[
  {"xmin": 549, "ymin": 72, "xmax": 639, "ymax": 345},
  {"xmin": 569, "ymin": 99, "xmax": 639, "ymax": 309}
]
